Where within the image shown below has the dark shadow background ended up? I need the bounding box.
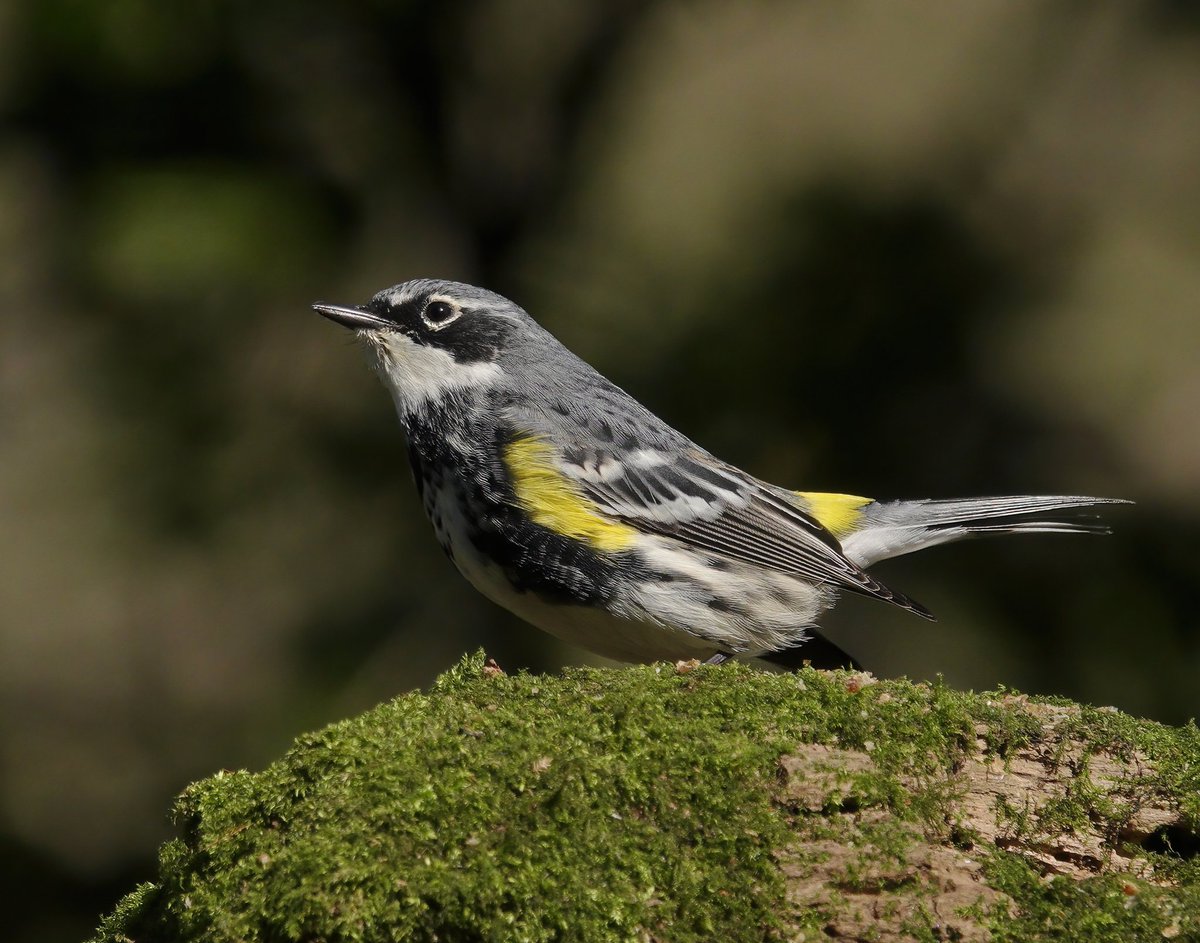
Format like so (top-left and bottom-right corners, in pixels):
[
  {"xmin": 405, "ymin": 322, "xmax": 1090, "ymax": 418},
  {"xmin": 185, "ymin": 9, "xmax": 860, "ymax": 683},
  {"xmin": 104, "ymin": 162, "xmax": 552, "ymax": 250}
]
[{"xmin": 2, "ymin": 2, "xmax": 1198, "ymax": 939}]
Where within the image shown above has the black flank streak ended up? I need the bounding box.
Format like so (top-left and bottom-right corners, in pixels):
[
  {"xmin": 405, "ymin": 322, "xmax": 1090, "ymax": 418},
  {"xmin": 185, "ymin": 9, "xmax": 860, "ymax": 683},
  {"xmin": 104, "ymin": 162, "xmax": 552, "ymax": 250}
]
[{"xmin": 405, "ymin": 401, "xmax": 647, "ymax": 607}]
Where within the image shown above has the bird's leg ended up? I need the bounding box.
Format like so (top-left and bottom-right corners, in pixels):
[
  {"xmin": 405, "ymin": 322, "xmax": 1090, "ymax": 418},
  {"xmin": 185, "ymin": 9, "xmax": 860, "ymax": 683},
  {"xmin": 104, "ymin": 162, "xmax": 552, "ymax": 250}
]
[{"xmin": 704, "ymin": 652, "xmax": 734, "ymax": 666}]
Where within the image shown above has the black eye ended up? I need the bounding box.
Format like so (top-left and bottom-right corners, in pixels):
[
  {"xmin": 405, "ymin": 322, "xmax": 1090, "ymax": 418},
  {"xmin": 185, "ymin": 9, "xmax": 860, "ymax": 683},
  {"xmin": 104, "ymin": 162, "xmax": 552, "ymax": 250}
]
[{"xmin": 422, "ymin": 300, "xmax": 459, "ymax": 328}]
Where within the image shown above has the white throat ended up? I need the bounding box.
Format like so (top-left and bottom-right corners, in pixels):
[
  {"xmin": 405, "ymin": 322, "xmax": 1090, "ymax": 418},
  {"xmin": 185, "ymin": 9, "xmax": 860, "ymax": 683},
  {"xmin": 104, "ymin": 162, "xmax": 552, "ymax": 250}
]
[{"xmin": 362, "ymin": 331, "xmax": 502, "ymax": 419}]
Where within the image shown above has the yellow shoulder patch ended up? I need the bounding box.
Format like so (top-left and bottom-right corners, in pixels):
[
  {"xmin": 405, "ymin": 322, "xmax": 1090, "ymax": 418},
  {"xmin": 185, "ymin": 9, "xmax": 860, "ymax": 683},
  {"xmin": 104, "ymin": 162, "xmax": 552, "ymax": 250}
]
[
  {"xmin": 793, "ymin": 491, "xmax": 873, "ymax": 538},
  {"xmin": 504, "ymin": 437, "xmax": 638, "ymax": 552}
]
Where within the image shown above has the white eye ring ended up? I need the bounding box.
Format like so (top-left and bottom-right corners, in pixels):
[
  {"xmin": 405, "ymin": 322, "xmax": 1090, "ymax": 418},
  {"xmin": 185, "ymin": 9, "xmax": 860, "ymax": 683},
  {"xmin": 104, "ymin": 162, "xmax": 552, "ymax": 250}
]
[{"xmin": 420, "ymin": 298, "xmax": 462, "ymax": 330}]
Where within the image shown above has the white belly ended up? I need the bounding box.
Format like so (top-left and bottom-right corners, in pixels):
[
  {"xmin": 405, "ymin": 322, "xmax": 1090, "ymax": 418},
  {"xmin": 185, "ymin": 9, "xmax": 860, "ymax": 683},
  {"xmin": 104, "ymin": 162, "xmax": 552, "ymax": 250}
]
[
  {"xmin": 429, "ymin": 483, "xmax": 827, "ymax": 662},
  {"xmin": 479, "ymin": 574, "xmax": 722, "ymax": 663}
]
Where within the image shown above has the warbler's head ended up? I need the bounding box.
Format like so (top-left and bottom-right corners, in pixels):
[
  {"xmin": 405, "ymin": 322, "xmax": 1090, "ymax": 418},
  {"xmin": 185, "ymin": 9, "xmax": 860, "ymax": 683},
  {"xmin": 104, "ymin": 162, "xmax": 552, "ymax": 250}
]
[{"xmin": 314, "ymin": 279, "xmax": 537, "ymax": 419}]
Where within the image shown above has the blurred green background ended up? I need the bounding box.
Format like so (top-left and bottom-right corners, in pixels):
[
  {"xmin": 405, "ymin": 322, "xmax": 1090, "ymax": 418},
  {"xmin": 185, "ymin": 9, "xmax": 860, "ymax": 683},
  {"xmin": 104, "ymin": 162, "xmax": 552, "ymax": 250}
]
[{"xmin": 2, "ymin": 1, "xmax": 1198, "ymax": 939}]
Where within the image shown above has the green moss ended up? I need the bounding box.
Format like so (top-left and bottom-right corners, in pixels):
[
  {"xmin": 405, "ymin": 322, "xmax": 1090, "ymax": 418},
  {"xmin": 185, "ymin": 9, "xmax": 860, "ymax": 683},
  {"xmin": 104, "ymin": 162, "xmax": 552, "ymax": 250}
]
[
  {"xmin": 972, "ymin": 702, "xmax": 1200, "ymax": 941},
  {"xmin": 89, "ymin": 653, "xmax": 1200, "ymax": 943},
  {"xmin": 983, "ymin": 851, "xmax": 1200, "ymax": 942},
  {"xmin": 968, "ymin": 688, "xmax": 1044, "ymax": 759},
  {"xmin": 1069, "ymin": 703, "xmax": 1200, "ymax": 828}
]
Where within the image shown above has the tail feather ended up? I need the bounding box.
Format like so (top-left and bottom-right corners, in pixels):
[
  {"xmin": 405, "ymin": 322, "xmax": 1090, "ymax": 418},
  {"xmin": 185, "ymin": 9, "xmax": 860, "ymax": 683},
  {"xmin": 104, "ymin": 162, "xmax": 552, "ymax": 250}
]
[
  {"xmin": 840, "ymin": 495, "xmax": 1130, "ymax": 567},
  {"xmin": 956, "ymin": 521, "xmax": 1112, "ymax": 537}
]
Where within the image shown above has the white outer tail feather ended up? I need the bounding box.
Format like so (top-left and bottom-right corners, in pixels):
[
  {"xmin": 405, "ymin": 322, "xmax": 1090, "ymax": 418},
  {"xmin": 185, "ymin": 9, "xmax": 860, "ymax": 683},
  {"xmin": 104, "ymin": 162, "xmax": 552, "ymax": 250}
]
[{"xmin": 840, "ymin": 495, "xmax": 1130, "ymax": 568}]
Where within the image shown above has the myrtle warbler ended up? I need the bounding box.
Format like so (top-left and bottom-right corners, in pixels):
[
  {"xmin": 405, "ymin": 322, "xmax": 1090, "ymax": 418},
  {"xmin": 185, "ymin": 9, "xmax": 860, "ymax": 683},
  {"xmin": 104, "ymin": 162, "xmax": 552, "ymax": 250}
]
[{"xmin": 314, "ymin": 279, "xmax": 1125, "ymax": 669}]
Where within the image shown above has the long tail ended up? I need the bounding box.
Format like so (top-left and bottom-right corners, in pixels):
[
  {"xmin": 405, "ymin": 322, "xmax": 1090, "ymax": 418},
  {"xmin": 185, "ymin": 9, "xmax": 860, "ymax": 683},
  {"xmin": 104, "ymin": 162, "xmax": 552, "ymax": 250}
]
[{"xmin": 839, "ymin": 495, "xmax": 1131, "ymax": 568}]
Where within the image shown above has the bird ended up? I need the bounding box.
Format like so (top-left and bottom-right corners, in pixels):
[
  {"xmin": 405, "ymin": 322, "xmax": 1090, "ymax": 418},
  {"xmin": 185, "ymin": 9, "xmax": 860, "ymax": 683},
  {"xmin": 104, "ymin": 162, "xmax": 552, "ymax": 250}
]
[{"xmin": 313, "ymin": 279, "xmax": 1127, "ymax": 670}]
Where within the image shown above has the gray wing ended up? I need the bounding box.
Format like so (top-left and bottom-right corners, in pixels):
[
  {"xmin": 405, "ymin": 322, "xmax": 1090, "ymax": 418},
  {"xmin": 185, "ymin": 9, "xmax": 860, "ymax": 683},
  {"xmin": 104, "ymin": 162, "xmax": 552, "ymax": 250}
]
[{"xmin": 556, "ymin": 442, "xmax": 934, "ymax": 620}]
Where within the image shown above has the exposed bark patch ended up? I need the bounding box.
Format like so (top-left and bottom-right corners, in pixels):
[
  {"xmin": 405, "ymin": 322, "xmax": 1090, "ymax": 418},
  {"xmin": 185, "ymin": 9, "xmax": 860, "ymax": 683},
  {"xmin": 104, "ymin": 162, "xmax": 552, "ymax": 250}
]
[
  {"xmin": 779, "ymin": 744, "xmax": 880, "ymax": 812},
  {"xmin": 782, "ymin": 826, "xmax": 1007, "ymax": 942},
  {"xmin": 959, "ymin": 700, "xmax": 1187, "ymax": 881},
  {"xmin": 775, "ymin": 697, "xmax": 1199, "ymax": 941},
  {"xmin": 779, "ymin": 746, "xmax": 1009, "ymax": 942}
]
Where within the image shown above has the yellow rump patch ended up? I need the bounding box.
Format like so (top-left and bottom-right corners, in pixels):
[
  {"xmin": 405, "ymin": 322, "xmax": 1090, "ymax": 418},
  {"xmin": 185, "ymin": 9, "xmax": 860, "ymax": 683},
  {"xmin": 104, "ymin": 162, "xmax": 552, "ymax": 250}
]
[
  {"xmin": 504, "ymin": 437, "xmax": 638, "ymax": 552},
  {"xmin": 794, "ymin": 491, "xmax": 873, "ymax": 538}
]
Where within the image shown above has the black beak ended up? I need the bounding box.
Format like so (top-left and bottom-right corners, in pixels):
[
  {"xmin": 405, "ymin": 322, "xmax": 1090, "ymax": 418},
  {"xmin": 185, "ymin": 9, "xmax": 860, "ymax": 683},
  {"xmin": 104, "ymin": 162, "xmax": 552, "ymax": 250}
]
[{"xmin": 312, "ymin": 302, "xmax": 390, "ymax": 330}]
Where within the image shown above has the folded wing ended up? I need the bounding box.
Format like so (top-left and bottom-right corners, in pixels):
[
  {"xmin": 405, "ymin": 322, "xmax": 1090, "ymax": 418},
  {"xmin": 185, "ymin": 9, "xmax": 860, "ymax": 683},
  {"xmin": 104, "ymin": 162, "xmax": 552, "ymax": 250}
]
[{"xmin": 554, "ymin": 442, "xmax": 935, "ymax": 620}]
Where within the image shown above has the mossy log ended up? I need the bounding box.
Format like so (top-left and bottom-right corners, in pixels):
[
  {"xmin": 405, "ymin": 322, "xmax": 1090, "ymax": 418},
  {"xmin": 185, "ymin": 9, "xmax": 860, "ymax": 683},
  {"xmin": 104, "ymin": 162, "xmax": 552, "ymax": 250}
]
[{"xmin": 91, "ymin": 652, "xmax": 1200, "ymax": 942}]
